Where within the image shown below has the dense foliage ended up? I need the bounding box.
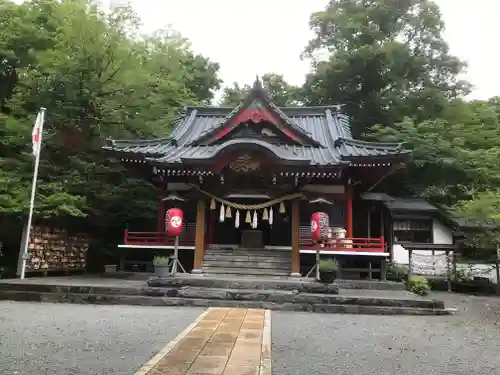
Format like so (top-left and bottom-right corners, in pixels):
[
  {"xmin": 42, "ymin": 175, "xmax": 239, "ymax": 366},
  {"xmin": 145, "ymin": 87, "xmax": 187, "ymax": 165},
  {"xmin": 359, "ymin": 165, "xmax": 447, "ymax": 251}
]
[
  {"xmin": 0, "ymin": 0, "xmax": 221, "ymax": 265},
  {"xmin": 1, "ymin": 0, "xmax": 499, "ymax": 264}
]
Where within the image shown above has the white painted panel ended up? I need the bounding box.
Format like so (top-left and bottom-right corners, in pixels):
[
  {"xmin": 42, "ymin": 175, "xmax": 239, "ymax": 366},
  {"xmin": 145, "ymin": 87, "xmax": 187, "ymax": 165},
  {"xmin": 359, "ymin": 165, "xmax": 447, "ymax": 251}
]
[
  {"xmin": 393, "ymin": 244, "xmax": 414, "ymax": 265},
  {"xmin": 433, "ymin": 218, "xmax": 453, "ymax": 244}
]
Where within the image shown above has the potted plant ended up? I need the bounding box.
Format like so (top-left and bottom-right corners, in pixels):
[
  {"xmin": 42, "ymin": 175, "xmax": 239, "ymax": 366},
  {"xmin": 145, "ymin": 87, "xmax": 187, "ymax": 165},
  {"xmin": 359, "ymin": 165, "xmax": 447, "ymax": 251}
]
[
  {"xmin": 153, "ymin": 256, "xmax": 171, "ymax": 277},
  {"xmin": 318, "ymin": 259, "xmax": 338, "ymax": 283}
]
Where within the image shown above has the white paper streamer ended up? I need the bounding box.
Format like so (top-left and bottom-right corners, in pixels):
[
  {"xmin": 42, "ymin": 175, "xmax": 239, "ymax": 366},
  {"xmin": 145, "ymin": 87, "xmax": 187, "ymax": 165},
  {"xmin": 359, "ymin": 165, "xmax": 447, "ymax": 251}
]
[
  {"xmin": 269, "ymin": 207, "xmax": 273, "ymax": 225},
  {"xmin": 219, "ymin": 203, "xmax": 225, "ymax": 222},
  {"xmin": 252, "ymin": 211, "xmax": 258, "ymax": 228},
  {"xmin": 235, "ymin": 210, "xmax": 240, "ymax": 228}
]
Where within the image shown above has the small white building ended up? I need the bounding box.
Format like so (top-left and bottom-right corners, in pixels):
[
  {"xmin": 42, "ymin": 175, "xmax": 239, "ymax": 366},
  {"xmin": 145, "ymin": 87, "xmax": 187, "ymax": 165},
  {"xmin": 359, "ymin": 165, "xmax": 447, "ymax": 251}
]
[
  {"xmin": 382, "ymin": 198, "xmax": 498, "ymax": 283},
  {"xmin": 384, "ymin": 198, "xmax": 455, "ymax": 269}
]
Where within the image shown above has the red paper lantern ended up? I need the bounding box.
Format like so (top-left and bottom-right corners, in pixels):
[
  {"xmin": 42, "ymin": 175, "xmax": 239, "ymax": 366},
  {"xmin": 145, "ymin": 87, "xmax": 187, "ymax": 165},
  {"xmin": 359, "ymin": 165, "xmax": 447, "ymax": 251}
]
[
  {"xmin": 165, "ymin": 208, "xmax": 184, "ymax": 237},
  {"xmin": 311, "ymin": 212, "xmax": 329, "ymax": 242}
]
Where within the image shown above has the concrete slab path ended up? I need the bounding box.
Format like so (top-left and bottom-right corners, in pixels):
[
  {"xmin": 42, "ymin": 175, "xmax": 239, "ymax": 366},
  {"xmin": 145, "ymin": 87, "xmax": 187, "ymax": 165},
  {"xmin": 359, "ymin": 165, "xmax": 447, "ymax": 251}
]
[{"xmin": 134, "ymin": 308, "xmax": 271, "ymax": 375}]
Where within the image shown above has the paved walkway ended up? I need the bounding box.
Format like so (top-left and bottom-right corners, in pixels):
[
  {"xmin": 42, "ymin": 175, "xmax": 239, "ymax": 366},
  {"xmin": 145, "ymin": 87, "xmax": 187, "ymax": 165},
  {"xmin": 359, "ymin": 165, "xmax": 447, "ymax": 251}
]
[{"xmin": 135, "ymin": 308, "xmax": 271, "ymax": 375}]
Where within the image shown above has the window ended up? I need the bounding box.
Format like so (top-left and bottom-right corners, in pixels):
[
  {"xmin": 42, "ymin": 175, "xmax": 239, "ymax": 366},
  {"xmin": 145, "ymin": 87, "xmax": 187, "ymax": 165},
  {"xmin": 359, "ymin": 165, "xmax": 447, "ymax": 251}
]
[{"xmin": 393, "ymin": 219, "xmax": 433, "ymax": 243}]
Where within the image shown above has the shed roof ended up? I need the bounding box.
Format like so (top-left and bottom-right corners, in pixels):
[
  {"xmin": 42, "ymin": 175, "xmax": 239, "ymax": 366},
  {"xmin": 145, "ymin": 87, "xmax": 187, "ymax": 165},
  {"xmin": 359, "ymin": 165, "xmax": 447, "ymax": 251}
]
[{"xmin": 383, "ymin": 198, "xmax": 438, "ymax": 212}]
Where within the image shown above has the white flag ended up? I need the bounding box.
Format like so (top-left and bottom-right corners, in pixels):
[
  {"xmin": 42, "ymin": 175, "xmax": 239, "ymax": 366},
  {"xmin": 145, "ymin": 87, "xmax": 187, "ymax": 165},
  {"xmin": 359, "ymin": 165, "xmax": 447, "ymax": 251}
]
[{"xmin": 32, "ymin": 110, "xmax": 44, "ymax": 156}]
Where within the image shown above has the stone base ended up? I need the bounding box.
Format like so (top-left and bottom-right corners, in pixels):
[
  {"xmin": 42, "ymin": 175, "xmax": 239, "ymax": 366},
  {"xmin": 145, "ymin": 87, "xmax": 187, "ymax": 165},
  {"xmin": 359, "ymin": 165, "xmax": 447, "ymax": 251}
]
[
  {"xmin": 190, "ymin": 269, "xmax": 204, "ymax": 275},
  {"xmin": 290, "ymin": 273, "xmax": 302, "ymax": 278},
  {"xmin": 0, "ymin": 288, "xmax": 455, "ymax": 316},
  {"xmin": 0, "ymin": 277, "xmax": 453, "ymax": 316}
]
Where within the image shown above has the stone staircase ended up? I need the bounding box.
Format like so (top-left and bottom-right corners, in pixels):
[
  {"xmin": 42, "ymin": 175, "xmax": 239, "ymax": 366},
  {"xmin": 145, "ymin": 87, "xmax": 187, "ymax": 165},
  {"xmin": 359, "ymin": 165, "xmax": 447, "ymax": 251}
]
[{"xmin": 202, "ymin": 247, "xmax": 291, "ymax": 277}]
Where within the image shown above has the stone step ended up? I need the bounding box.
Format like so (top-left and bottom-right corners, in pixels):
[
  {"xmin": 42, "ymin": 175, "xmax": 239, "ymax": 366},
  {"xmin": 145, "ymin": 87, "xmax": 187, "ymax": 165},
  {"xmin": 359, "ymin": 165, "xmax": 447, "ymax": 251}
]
[
  {"xmin": 0, "ymin": 283, "xmax": 440, "ymax": 308},
  {"xmin": 202, "ymin": 260, "xmax": 290, "ymax": 269},
  {"xmin": 144, "ymin": 287, "xmax": 444, "ymax": 309},
  {"xmin": 203, "ymin": 257, "xmax": 292, "ymax": 268},
  {"xmin": 205, "ymin": 251, "xmax": 291, "ymax": 255},
  {"xmin": 203, "ymin": 258, "xmax": 290, "ymax": 264},
  {"xmin": 205, "ymin": 252, "xmax": 292, "ymax": 260},
  {"xmin": 0, "ymin": 290, "xmax": 455, "ymax": 316},
  {"xmin": 204, "ymin": 251, "xmax": 290, "ymax": 258},
  {"xmin": 147, "ymin": 276, "xmax": 407, "ymax": 292},
  {"xmin": 208, "ymin": 247, "xmax": 291, "ymax": 252},
  {"xmin": 206, "ymin": 246, "xmax": 289, "ymax": 251},
  {"xmin": 203, "ymin": 254, "xmax": 290, "ymax": 261},
  {"xmin": 203, "ymin": 273, "xmax": 291, "ymax": 279},
  {"xmin": 202, "ymin": 267, "xmax": 290, "ymax": 276}
]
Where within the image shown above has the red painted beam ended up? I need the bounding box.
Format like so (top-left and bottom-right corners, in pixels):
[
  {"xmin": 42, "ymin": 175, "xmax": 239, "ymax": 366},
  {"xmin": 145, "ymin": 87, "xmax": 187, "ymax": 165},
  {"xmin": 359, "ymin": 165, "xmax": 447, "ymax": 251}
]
[{"xmin": 346, "ymin": 186, "xmax": 353, "ymax": 238}]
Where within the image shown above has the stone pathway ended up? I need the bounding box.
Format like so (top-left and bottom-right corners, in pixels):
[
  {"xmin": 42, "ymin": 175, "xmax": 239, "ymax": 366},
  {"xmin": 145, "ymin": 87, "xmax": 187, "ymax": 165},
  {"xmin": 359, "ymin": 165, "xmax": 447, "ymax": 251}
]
[{"xmin": 135, "ymin": 308, "xmax": 271, "ymax": 375}]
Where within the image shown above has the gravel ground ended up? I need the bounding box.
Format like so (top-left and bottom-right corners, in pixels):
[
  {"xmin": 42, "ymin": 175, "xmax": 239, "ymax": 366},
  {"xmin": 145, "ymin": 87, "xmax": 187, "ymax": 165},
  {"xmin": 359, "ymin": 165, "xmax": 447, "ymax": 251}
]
[
  {"xmin": 272, "ymin": 292, "xmax": 500, "ymax": 375},
  {"xmin": 0, "ymin": 302, "xmax": 204, "ymax": 375}
]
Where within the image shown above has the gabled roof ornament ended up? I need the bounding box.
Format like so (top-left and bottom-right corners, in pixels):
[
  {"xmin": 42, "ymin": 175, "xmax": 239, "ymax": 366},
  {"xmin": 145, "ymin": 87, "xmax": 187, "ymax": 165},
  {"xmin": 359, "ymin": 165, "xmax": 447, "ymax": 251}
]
[
  {"xmin": 252, "ymin": 74, "xmax": 271, "ymax": 98},
  {"xmin": 309, "ymin": 197, "xmax": 335, "ymax": 205},
  {"xmin": 161, "ymin": 193, "xmax": 186, "ymax": 202},
  {"xmin": 253, "ymin": 75, "xmax": 263, "ymax": 91}
]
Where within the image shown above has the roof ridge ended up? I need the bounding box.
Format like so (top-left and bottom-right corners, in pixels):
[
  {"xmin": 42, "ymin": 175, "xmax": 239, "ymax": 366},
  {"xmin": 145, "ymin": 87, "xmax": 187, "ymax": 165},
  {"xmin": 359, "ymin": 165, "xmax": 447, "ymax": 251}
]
[
  {"xmin": 105, "ymin": 137, "xmax": 172, "ymax": 147},
  {"xmin": 335, "ymin": 137, "xmax": 404, "ymax": 149},
  {"xmin": 184, "ymin": 105, "xmax": 346, "ymax": 111}
]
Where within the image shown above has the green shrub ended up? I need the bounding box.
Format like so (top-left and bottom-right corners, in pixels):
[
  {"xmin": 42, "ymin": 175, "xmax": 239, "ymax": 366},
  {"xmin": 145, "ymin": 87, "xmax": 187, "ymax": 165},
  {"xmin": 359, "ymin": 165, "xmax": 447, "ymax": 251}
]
[
  {"xmin": 407, "ymin": 275, "xmax": 431, "ymax": 296},
  {"xmin": 387, "ymin": 262, "xmax": 407, "ymax": 281},
  {"xmin": 319, "ymin": 259, "xmax": 338, "ymax": 272},
  {"xmin": 153, "ymin": 256, "xmax": 170, "ymax": 266}
]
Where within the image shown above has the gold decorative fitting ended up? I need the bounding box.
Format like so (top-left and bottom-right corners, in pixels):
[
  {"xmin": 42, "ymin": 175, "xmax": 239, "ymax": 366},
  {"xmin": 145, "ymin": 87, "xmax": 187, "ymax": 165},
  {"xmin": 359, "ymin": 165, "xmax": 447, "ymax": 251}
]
[{"xmin": 229, "ymin": 154, "xmax": 261, "ymax": 173}]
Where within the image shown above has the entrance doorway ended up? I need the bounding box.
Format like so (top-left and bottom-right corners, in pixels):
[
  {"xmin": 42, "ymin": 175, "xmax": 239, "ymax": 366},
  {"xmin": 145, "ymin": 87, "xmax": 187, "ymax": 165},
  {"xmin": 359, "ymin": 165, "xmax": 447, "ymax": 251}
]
[{"xmin": 211, "ymin": 199, "xmax": 292, "ymax": 247}]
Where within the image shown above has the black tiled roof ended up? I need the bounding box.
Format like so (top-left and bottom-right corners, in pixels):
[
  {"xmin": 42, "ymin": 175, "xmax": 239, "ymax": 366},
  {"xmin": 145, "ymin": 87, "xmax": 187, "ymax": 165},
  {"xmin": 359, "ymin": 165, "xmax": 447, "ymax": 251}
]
[
  {"xmin": 383, "ymin": 198, "xmax": 438, "ymax": 212},
  {"xmin": 104, "ymin": 83, "xmax": 409, "ymax": 167}
]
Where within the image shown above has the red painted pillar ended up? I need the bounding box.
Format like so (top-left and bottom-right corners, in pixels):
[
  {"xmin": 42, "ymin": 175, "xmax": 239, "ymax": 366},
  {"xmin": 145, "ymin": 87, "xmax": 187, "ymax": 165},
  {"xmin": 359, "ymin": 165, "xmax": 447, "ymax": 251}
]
[
  {"xmin": 157, "ymin": 199, "xmax": 165, "ymax": 232},
  {"xmin": 345, "ymin": 185, "xmax": 353, "ymax": 238}
]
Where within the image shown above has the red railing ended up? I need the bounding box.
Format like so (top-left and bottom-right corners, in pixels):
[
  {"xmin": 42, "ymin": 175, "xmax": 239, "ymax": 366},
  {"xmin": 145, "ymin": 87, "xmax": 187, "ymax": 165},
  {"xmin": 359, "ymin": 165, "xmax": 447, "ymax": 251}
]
[
  {"xmin": 124, "ymin": 231, "xmax": 384, "ymax": 252},
  {"xmin": 124, "ymin": 224, "xmax": 196, "ymax": 247},
  {"xmin": 299, "ymin": 235, "xmax": 386, "ymax": 253}
]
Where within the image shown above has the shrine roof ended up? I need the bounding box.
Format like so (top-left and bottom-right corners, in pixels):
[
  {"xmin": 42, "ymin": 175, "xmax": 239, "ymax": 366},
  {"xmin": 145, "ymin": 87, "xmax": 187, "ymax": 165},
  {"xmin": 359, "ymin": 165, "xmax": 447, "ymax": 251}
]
[
  {"xmin": 105, "ymin": 105, "xmax": 408, "ymax": 166},
  {"xmin": 104, "ymin": 80, "xmax": 409, "ymax": 167}
]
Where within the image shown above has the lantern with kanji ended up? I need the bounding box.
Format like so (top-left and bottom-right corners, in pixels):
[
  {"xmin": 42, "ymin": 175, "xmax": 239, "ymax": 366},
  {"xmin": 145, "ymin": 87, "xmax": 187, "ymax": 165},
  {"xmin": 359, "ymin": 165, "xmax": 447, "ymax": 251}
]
[
  {"xmin": 311, "ymin": 212, "xmax": 329, "ymax": 242},
  {"xmin": 165, "ymin": 208, "xmax": 184, "ymax": 237}
]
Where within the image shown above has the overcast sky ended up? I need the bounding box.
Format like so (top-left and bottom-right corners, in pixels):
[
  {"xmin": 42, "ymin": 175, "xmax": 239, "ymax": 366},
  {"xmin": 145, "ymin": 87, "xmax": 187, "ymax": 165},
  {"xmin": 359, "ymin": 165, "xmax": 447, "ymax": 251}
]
[{"xmin": 107, "ymin": 1, "xmax": 498, "ymax": 100}]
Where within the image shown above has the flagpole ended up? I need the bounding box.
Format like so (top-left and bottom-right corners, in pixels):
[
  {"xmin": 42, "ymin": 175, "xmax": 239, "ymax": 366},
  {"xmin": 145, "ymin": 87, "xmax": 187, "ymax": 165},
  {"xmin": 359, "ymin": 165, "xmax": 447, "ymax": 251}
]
[{"xmin": 19, "ymin": 107, "xmax": 46, "ymax": 280}]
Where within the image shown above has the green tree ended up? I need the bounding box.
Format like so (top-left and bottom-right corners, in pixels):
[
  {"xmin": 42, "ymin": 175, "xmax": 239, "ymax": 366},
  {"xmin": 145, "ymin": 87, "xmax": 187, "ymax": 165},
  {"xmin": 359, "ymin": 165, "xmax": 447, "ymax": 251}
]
[
  {"xmin": 0, "ymin": 0, "xmax": 221, "ymax": 225},
  {"xmin": 372, "ymin": 99, "xmax": 500, "ymax": 204},
  {"xmin": 302, "ymin": 0, "xmax": 471, "ymax": 136}
]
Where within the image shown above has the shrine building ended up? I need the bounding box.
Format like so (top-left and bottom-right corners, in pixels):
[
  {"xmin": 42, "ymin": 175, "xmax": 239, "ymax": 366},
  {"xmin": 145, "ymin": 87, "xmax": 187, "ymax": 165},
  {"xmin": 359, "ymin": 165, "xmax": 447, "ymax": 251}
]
[{"xmin": 104, "ymin": 79, "xmax": 411, "ymax": 279}]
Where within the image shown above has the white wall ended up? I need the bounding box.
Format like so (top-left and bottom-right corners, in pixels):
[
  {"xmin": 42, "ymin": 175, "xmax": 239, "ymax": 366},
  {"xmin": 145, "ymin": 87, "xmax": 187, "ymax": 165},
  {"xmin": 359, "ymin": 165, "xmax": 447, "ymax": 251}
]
[{"xmin": 433, "ymin": 218, "xmax": 453, "ymax": 244}]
